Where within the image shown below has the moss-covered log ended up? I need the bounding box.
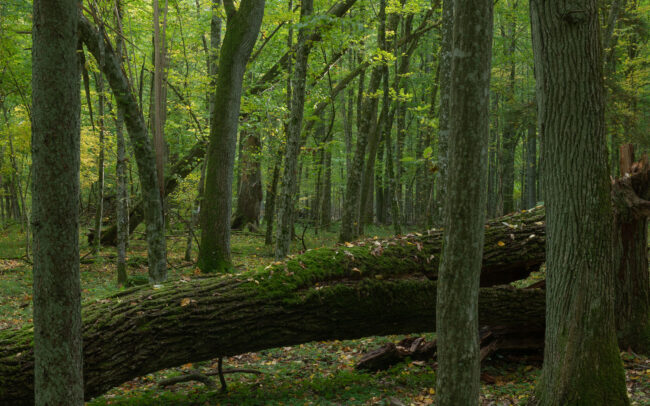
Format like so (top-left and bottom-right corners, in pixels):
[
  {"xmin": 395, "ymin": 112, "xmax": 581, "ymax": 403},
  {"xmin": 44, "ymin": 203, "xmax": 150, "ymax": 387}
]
[
  {"xmin": 0, "ymin": 207, "xmax": 546, "ymax": 404},
  {"xmin": 0, "ymin": 274, "xmax": 545, "ymax": 404}
]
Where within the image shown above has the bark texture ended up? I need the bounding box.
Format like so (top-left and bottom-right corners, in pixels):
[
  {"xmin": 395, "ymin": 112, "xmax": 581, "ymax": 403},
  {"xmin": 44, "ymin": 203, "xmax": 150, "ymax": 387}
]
[
  {"xmin": 232, "ymin": 132, "xmax": 263, "ymax": 230},
  {"xmin": 530, "ymin": 0, "xmax": 629, "ymax": 403},
  {"xmin": 79, "ymin": 15, "xmax": 167, "ymax": 283},
  {"xmin": 31, "ymin": 0, "xmax": 84, "ymax": 403},
  {"xmin": 435, "ymin": 0, "xmax": 493, "ymax": 403},
  {"xmin": 198, "ymin": 0, "xmax": 265, "ymax": 272}
]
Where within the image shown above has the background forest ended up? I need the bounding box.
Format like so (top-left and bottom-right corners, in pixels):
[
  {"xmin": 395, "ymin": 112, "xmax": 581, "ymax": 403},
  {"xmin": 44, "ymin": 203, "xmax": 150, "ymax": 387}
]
[{"xmin": 1, "ymin": 0, "xmax": 650, "ymax": 404}]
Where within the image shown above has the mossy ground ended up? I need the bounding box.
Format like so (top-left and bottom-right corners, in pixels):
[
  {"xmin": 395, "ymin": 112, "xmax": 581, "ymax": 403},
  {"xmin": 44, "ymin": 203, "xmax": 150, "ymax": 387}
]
[{"xmin": 0, "ymin": 221, "xmax": 648, "ymax": 405}]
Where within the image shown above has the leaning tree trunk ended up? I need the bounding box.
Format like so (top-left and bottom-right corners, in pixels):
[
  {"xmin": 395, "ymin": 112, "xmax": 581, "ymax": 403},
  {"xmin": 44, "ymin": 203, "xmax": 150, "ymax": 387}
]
[
  {"xmin": 31, "ymin": 0, "xmax": 84, "ymax": 402},
  {"xmin": 529, "ymin": 0, "xmax": 629, "ymax": 404},
  {"xmin": 232, "ymin": 131, "xmax": 263, "ymax": 231},
  {"xmin": 0, "ymin": 208, "xmax": 548, "ymax": 405},
  {"xmin": 435, "ymin": 0, "xmax": 493, "ymax": 403},
  {"xmin": 198, "ymin": 0, "xmax": 265, "ymax": 272},
  {"xmin": 79, "ymin": 15, "xmax": 167, "ymax": 283}
]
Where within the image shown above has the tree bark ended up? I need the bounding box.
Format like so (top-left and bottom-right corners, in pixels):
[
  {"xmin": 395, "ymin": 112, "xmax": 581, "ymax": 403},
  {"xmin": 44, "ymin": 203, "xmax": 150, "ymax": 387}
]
[
  {"xmin": 525, "ymin": 122, "xmax": 537, "ymax": 209},
  {"xmin": 232, "ymin": 132, "xmax": 263, "ymax": 230},
  {"xmin": 92, "ymin": 72, "xmax": 105, "ymax": 260},
  {"xmin": 435, "ymin": 0, "xmax": 493, "ymax": 403},
  {"xmin": 198, "ymin": 0, "xmax": 265, "ymax": 272},
  {"xmin": 0, "ymin": 209, "xmax": 548, "ymax": 404},
  {"xmin": 31, "ymin": 0, "xmax": 84, "ymax": 402},
  {"xmin": 79, "ymin": 15, "xmax": 167, "ymax": 283},
  {"xmin": 612, "ymin": 145, "xmax": 650, "ymax": 353},
  {"xmin": 529, "ymin": 0, "xmax": 629, "ymax": 403}
]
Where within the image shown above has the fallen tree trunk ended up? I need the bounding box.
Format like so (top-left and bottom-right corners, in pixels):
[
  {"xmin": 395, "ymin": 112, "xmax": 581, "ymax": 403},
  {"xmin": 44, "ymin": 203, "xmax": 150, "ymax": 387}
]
[{"xmin": 0, "ymin": 208, "xmax": 546, "ymax": 404}]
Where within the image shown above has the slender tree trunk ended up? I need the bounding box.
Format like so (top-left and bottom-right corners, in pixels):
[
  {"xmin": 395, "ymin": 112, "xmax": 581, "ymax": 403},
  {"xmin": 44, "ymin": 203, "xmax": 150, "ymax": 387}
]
[
  {"xmin": 185, "ymin": 158, "xmax": 206, "ymax": 261},
  {"xmin": 198, "ymin": 0, "xmax": 265, "ymax": 272},
  {"xmin": 499, "ymin": 14, "xmax": 518, "ymax": 215},
  {"xmin": 31, "ymin": 0, "xmax": 84, "ymax": 402},
  {"xmin": 434, "ymin": 0, "xmax": 453, "ymax": 226},
  {"xmin": 92, "ymin": 72, "xmax": 105, "ymax": 260},
  {"xmin": 115, "ymin": 0, "xmax": 129, "ymax": 286},
  {"xmin": 320, "ymin": 148, "xmax": 332, "ymax": 229},
  {"xmin": 525, "ymin": 122, "xmax": 537, "ymax": 209},
  {"xmin": 264, "ymin": 158, "xmax": 280, "ymax": 245},
  {"xmin": 275, "ymin": 0, "xmax": 314, "ymax": 259},
  {"xmin": 435, "ymin": 0, "xmax": 493, "ymax": 403},
  {"xmin": 529, "ymin": 0, "xmax": 629, "ymax": 403}
]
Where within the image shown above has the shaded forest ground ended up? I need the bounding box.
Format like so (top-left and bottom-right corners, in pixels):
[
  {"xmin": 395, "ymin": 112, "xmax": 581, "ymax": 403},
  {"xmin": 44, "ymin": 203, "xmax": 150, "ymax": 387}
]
[{"xmin": 0, "ymin": 222, "xmax": 648, "ymax": 405}]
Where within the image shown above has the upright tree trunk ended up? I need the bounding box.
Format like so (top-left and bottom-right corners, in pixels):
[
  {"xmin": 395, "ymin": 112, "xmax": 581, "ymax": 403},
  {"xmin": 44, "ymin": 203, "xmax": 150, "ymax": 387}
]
[
  {"xmin": 434, "ymin": 0, "xmax": 453, "ymax": 225},
  {"xmin": 530, "ymin": 0, "xmax": 629, "ymax": 403},
  {"xmin": 199, "ymin": 0, "xmax": 265, "ymax": 272},
  {"xmin": 115, "ymin": 0, "xmax": 129, "ymax": 286},
  {"xmin": 31, "ymin": 0, "xmax": 84, "ymax": 402},
  {"xmin": 435, "ymin": 0, "xmax": 493, "ymax": 404},
  {"xmin": 275, "ymin": 0, "xmax": 314, "ymax": 259},
  {"xmin": 499, "ymin": 14, "xmax": 518, "ymax": 215},
  {"xmin": 92, "ymin": 72, "xmax": 105, "ymax": 260},
  {"xmin": 320, "ymin": 148, "xmax": 332, "ymax": 229},
  {"xmin": 525, "ymin": 122, "xmax": 537, "ymax": 209},
  {"xmin": 264, "ymin": 158, "xmax": 280, "ymax": 245},
  {"xmin": 612, "ymin": 144, "xmax": 650, "ymax": 353},
  {"xmin": 232, "ymin": 131, "xmax": 263, "ymax": 230},
  {"xmin": 185, "ymin": 159, "xmax": 206, "ymax": 261}
]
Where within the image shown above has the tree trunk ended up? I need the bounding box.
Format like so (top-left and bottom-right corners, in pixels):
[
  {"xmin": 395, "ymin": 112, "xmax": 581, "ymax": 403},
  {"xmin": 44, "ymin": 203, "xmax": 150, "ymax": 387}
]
[
  {"xmin": 198, "ymin": 0, "xmax": 265, "ymax": 272},
  {"xmin": 525, "ymin": 122, "xmax": 537, "ymax": 209},
  {"xmin": 232, "ymin": 132, "xmax": 263, "ymax": 230},
  {"xmin": 320, "ymin": 149, "xmax": 332, "ymax": 229},
  {"xmin": 612, "ymin": 144, "xmax": 650, "ymax": 353},
  {"xmin": 275, "ymin": 0, "xmax": 313, "ymax": 259},
  {"xmin": 114, "ymin": 0, "xmax": 129, "ymax": 286},
  {"xmin": 92, "ymin": 72, "xmax": 105, "ymax": 260},
  {"xmin": 435, "ymin": 0, "xmax": 493, "ymax": 403},
  {"xmin": 264, "ymin": 158, "xmax": 280, "ymax": 245},
  {"xmin": 434, "ymin": 0, "xmax": 453, "ymax": 226},
  {"xmin": 185, "ymin": 158, "xmax": 206, "ymax": 261},
  {"xmin": 31, "ymin": 0, "xmax": 84, "ymax": 402},
  {"xmin": 529, "ymin": 0, "xmax": 629, "ymax": 403},
  {"xmin": 79, "ymin": 15, "xmax": 167, "ymax": 283}
]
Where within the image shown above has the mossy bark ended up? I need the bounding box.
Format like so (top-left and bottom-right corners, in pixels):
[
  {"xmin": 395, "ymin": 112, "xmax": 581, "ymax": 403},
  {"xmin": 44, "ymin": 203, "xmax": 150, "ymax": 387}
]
[
  {"xmin": 529, "ymin": 0, "xmax": 629, "ymax": 404},
  {"xmin": 0, "ymin": 254, "xmax": 546, "ymax": 405},
  {"xmin": 198, "ymin": 0, "xmax": 265, "ymax": 272},
  {"xmin": 435, "ymin": 0, "xmax": 493, "ymax": 403},
  {"xmin": 31, "ymin": 0, "xmax": 84, "ymax": 402}
]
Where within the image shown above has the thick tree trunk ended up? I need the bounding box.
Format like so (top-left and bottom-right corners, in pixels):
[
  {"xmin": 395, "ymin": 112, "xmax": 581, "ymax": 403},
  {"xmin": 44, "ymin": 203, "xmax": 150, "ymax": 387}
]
[
  {"xmin": 198, "ymin": 0, "xmax": 265, "ymax": 272},
  {"xmin": 31, "ymin": 0, "xmax": 84, "ymax": 402},
  {"xmin": 530, "ymin": 0, "xmax": 629, "ymax": 403},
  {"xmin": 435, "ymin": 0, "xmax": 493, "ymax": 403},
  {"xmin": 79, "ymin": 15, "xmax": 167, "ymax": 283},
  {"xmin": 231, "ymin": 132, "xmax": 263, "ymax": 230},
  {"xmin": 0, "ymin": 209, "xmax": 548, "ymax": 404}
]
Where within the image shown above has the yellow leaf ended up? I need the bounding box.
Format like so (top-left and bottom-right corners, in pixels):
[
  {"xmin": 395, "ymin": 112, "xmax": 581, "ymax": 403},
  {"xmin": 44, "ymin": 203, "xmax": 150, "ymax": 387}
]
[
  {"xmin": 345, "ymin": 242, "xmax": 354, "ymax": 247},
  {"xmin": 429, "ymin": 388, "xmax": 435, "ymax": 395},
  {"xmin": 180, "ymin": 298, "xmax": 191, "ymax": 307},
  {"xmin": 497, "ymin": 241, "xmax": 506, "ymax": 247}
]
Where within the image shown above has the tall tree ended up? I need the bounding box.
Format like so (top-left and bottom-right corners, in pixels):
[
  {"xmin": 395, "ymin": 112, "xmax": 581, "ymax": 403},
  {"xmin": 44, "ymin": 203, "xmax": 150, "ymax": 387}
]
[
  {"xmin": 31, "ymin": 0, "xmax": 84, "ymax": 402},
  {"xmin": 92, "ymin": 72, "xmax": 105, "ymax": 260},
  {"xmin": 435, "ymin": 0, "xmax": 493, "ymax": 403},
  {"xmin": 529, "ymin": 0, "xmax": 629, "ymax": 403},
  {"xmin": 275, "ymin": 0, "xmax": 314, "ymax": 258},
  {"xmin": 198, "ymin": 0, "xmax": 265, "ymax": 271}
]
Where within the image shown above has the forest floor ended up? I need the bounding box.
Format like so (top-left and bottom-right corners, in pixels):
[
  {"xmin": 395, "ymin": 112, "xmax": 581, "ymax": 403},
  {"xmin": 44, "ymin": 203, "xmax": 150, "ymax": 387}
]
[{"xmin": 1, "ymin": 221, "xmax": 649, "ymax": 405}]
